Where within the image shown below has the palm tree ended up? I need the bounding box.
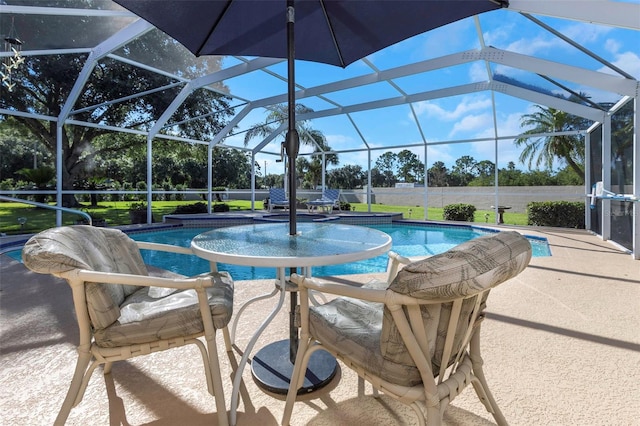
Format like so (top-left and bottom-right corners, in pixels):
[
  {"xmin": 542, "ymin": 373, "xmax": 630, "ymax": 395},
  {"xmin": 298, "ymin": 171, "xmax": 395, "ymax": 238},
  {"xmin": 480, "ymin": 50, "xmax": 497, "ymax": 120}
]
[
  {"xmin": 515, "ymin": 105, "xmax": 585, "ymax": 184},
  {"xmin": 244, "ymin": 103, "xmax": 338, "ymax": 187},
  {"xmin": 17, "ymin": 166, "xmax": 55, "ymax": 204},
  {"xmin": 244, "ymin": 103, "xmax": 316, "ymax": 148}
]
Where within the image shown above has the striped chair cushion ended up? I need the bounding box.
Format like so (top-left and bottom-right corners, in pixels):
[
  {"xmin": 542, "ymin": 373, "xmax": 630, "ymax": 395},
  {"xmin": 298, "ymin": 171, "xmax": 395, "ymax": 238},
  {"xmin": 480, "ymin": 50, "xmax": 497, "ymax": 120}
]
[
  {"xmin": 308, "ymin": 278, "xmax": 422, "ymax": 386},
  {"xmin": 95, "ymin": 271, "xmax": 234, "ymax": 348},
  {"xmin": 22, "ymin": 226, "xmax": 147, "ymax": 329}
]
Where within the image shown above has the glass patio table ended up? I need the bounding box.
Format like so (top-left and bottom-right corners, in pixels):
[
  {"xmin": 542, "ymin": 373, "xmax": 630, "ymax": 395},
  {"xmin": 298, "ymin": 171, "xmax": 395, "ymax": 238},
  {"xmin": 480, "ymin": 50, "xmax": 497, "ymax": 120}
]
[{"xmin": 191, "ymin": 222, "xmax": 392, "ymax": 422}]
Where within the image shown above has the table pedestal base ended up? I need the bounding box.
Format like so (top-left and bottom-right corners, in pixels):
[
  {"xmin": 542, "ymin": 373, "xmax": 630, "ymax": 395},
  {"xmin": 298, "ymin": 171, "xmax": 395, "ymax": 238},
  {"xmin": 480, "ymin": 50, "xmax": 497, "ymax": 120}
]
[{"xmin": 251, "ymin": 340, "xmax": 337, "ymax": 395}]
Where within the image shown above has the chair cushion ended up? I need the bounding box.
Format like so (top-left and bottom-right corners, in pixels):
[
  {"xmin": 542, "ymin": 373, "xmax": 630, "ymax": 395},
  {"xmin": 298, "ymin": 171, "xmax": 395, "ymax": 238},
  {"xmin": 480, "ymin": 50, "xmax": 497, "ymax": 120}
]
[
  {"xmin": 94, "ymin": 271, "xmax": 234, "ymax": 348},
  {"xmin": 381, "ymin": 231, "xmax": 532, "ymax": 371},
  {"xmin": 388, "ymin": 231, "xmax": 532, "ymax": 299},
  {"xmin": 22, "ymin": 226, "xmax": 148, "ymax": 329},
  {"xmin": 308, "ymin": 278, "xmax": 423, "ymax": 387}
]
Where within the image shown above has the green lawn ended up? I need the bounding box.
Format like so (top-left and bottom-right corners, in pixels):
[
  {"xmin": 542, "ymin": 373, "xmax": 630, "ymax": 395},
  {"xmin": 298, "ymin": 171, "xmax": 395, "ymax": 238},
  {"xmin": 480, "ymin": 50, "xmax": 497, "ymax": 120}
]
[
  {"xmin": 0, "ymin": 199, "xmax": 528, "ymax": 236},
  {"xmin": 348, "ymin": 203, "xmax": 526, "ymax": 226}
]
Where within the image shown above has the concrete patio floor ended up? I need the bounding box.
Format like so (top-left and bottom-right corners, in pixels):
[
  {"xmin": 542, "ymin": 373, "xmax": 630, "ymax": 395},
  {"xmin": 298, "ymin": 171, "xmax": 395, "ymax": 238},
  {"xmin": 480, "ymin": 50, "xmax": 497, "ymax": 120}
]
[{"xmin": 1, "ymin": 225, "xmax": 639, "ymax": 425}]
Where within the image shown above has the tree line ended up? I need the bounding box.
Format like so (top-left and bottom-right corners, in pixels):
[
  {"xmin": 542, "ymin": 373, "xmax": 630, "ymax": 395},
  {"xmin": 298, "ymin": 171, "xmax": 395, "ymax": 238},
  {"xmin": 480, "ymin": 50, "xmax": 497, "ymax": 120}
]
[{"xmin": 320, "ymin": 153, "xmax": 583, "ymax": 189}]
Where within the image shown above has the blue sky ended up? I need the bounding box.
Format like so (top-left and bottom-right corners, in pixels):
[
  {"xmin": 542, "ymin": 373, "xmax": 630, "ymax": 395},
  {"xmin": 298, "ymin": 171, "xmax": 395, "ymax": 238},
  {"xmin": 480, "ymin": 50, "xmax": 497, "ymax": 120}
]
[{"xmin": 216, "ymin": 5, "xmax": 640, "ymax": 176}]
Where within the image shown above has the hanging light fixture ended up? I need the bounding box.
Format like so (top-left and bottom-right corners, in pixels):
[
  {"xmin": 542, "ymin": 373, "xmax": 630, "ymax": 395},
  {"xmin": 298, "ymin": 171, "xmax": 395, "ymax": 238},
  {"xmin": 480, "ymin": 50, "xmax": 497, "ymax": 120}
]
[{"xmin": 2, "ymin": 17, "xmax": 24, "ymax": 92}]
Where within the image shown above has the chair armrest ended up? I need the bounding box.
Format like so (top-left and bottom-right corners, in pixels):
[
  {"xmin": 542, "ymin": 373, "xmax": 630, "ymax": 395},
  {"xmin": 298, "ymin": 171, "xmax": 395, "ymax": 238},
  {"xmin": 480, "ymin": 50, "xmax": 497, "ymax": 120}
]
[
  {"xmin": 290, "ymin": 273, "xmax": 387, "ymax": 304},
  {"xmin": 388, "ymin": 251, "xmax": 412, "ymax": 265},
  {"xmin": 386, "ymin": 251, "xmax": 414, "ymax": 281},
  {"xmin": 61, "ymin": 268, "xmax": 214, "ymax": 290},
  {"xmin": 136, "ymin": 241, "xmax": 193, "ymax": 255}
]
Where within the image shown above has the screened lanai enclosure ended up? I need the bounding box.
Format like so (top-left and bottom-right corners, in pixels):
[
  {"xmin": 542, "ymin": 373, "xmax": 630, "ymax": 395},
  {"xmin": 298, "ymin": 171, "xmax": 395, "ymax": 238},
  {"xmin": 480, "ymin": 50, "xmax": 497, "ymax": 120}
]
[{"xmin": 1, "ymin": 0, "xmax": 638, "ymax": 259}]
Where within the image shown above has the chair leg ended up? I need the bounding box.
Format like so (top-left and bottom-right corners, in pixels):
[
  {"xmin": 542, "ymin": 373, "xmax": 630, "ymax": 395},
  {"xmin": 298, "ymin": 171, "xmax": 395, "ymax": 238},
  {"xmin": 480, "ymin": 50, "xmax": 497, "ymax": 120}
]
[
  {"xmin": 54, "ymin": 349, "xmax": 93, "ymax": 426},
  {"xmin": 203, "ymin": 330, "xmax": 229, "ymax": 426},
  {"xmin": 412, "ymin": 402, "xmax": 428, "ymax": 426},
  {"xmin": 221, "ymin": 326, "xmax": 233, "ymax": 355},
  {"xmin": 469, "ymin": 332, "xmax": 508, "ymax": 426},
  {"xmin": 222, "ymin": 327, "xmax": 255, "ymax": 424},
  {"xmin": 420, "ymin": 397, "xmax": 445, "ymax": 426},
  {"xmin": 470, "ymin": 370, "xmax": 508, "ymax": 426},
  {"xmin": 194, "ymin": 339, "xmax": 215, "ymax": 395}
]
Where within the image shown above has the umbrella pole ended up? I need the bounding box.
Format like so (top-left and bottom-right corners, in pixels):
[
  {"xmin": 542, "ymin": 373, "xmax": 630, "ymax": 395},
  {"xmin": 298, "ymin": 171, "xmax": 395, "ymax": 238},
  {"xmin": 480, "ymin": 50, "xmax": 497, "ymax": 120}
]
[
  {"xmin": 286, "ymin": 1, "xmax": 299, "ymax": 236},
  {"xmin": 286, "ymin": 0, "xmax": 300, "ymax": 364}
]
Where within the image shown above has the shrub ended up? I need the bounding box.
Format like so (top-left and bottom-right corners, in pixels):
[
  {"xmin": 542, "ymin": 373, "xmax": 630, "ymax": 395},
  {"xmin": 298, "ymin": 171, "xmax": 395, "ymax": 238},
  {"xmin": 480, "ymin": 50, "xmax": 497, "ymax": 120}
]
[
  {"xmin": 76, "ymin": 210, "xmax": 107, "ymax": 227},
  {"xmin": 129, "ymin": 202, "xmax": 147, "ymax": 211},
  {"xmin": 135, "ymin": 181, "xmax": 146, "ymax": 201},
  {"xmin": 213, "ymin": 203, "xmax": 230, "ymax": 212},
  {"xmin": 122, "ymin": 182, "xmax": 134, "ymax": 201},
  {"xmin": 527, "ymin": 201, "xmax": 585, "ymax": 228},
  {"xmin": 296, "ymin": 198, "xmax": 308, "ymax": 209},
  {"xmin": 110, "ymin": 181, "xmax": 123, "ymax": 202},
  {"xmin": 162, "ymin": 180, "xmax": 173, "ymax": 201},
  {"xmin": 151, "ymin": 184, "xmax": 160, "ymax": 201},
  {"xmin": 128, "ymin": 202, "xmax": 148, "ymax": 224},
  {"xmin": 443, "ymin": 203, "xmax": 476, "ymax": 222},
  {"xmin": 172, "ymin": 202, "xmax": 208, "ymax": 214},
  {"xmin": 338, "ymin": 201, "xmax": 351, "ymax": 211},
  {"xmin": 174, "ymin": 184, "xmax": 185, "ymax": 201},
  {"xmin": 0, "ymin": 179, "xmax": 15, "ymax": 191}
]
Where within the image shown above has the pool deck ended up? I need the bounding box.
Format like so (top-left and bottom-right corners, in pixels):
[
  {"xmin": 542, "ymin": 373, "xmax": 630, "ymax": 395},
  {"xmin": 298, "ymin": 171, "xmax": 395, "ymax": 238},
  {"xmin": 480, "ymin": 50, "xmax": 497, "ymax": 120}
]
[{"xmin": 1, "ymin": 222, "xmax": 639, "ymax": 425}]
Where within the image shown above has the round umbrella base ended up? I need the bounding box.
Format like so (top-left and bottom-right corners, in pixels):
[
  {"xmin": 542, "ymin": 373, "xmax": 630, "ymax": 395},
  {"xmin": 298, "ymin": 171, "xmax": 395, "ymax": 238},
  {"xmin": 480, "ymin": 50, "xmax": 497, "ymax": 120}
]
[{"xmin": 251, "ymin": 339, "xmax": 337, "ymax": 395}]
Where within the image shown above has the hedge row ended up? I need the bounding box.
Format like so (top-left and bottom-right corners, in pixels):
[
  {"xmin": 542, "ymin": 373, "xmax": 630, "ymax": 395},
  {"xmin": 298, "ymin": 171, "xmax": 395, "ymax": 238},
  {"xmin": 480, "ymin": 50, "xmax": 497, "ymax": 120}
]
[
  {"xmin": 527, "ymin": 201, "xmax": 584, "ymax": 228},
  {"xmin": 443, "ymin": 203, "xmax": 476, "ymax": 222},
  {"xmin": 442, "ymin": 201, "xmax": 585, "ymax": 228}
]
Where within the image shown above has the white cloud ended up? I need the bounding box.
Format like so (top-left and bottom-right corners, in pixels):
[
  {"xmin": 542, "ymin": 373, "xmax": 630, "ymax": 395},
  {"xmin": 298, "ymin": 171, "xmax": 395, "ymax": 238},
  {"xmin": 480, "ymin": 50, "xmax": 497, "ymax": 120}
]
[
  {"xmin": 483, "ymin": 23, "xmax": 515, "ymax": 48},
  {"xmin": 500, "ymin": 22, "xmax": 611, "ymax": 57},
  {"xmin": 495, "ymin": 108, "xmax": 537, "ymax": 138},
  {"xmin": 598, "ymin": 50, "xmax": 640, "ymax": 79},
  {"xmin": 604, "ymin": 38, "xmax": 621, "ymax": 54},
  {"xmin": 498, "ymin": 112, "xmax": 528, "ymax": 137},
  {"xmin": 469, "ymin": 62, "xmax": 489, "ymax": 82},
  {"xmin": 325, "ymin": 133, "xmax": 354, "ymax": 146},
  {"xmin": 332, "ymin": 151, "xmax": 370, "ymax": 169},
  {"xmin": 562, "ymin": 22, "xmax": 612, "ymax": 45},
  {"xmin": 414, "ymin": 96, "xmax": 492, "ymax": 121},
  {"xmin": 449, "ymin": 113, "xmax": 494, "ymax": 137},
  {"xmin": 505, "ymin": 36, "xmax": 560, "ymax": 56},
  {"xmin": 441, "ymin": 110, "xmax": 530, "ymax": 166}
]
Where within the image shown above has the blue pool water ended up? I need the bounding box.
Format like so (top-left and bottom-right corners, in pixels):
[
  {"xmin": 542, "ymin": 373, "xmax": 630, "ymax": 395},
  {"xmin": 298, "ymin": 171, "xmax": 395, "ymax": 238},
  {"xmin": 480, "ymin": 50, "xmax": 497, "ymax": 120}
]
[
  {"xmin": 130, "ymin": 224, "xmax": 549, "ymax": 279},
  {"xmin": 5, "ymin": 224, "xmax": 550, "ymax": 280}
]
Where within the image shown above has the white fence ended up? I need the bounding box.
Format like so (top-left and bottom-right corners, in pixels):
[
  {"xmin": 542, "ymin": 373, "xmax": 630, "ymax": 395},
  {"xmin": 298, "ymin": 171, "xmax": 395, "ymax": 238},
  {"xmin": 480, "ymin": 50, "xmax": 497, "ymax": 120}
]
[{"xmin": 226, "ymin": 186, "xmax": 587, "ymax": 213}]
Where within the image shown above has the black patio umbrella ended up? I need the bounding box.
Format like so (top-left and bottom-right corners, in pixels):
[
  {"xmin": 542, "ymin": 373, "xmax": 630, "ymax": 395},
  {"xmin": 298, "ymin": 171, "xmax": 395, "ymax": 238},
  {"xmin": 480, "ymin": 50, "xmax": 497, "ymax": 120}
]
[{"xmin": 114, "ymin": 0, "xmax": 509, "ymax": 235}]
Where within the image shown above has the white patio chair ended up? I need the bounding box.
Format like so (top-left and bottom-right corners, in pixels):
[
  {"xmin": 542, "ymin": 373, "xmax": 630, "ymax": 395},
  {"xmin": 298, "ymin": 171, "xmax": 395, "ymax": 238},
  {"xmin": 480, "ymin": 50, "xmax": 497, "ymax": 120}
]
[
  {"xmin": 22, "ymin": 225, "xmax": 234, "ymax": 426},
  {"xmin": 268, "ymin": 188, "xmax": 289, "ymax": 212},
  {"xmin": 282, "ymin": 231, "xmax": 532, "ymax": 426},
  {"xmin": 306, "ymin": 188, "xmax": 341, "ymax": 213}
]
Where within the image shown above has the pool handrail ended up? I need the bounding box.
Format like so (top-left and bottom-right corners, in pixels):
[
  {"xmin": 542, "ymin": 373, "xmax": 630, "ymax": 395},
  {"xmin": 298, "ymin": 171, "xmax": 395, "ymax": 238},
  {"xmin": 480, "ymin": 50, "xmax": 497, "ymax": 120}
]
[{"xmin": 0, "ymin": 195, "xmax": 92, "ymax": 226}]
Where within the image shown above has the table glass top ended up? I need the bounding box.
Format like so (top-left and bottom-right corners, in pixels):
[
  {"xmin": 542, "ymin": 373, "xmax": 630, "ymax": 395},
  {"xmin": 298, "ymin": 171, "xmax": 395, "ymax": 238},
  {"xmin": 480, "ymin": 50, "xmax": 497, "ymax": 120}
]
[{"xmin": 191, "ymin": 222, "xmax": 391, "ymax": 266}]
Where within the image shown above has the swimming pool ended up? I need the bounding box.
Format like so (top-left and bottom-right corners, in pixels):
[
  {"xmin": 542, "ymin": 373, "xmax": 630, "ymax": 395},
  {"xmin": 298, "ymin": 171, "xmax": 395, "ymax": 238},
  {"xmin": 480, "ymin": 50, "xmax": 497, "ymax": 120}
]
[
  {"xmin": 128, "ymin": 224, "xmax": 549, "ymax": 279},
  {"xmin": 4, "ymin": 224, "xmax": 550, "ymax": 280}
]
